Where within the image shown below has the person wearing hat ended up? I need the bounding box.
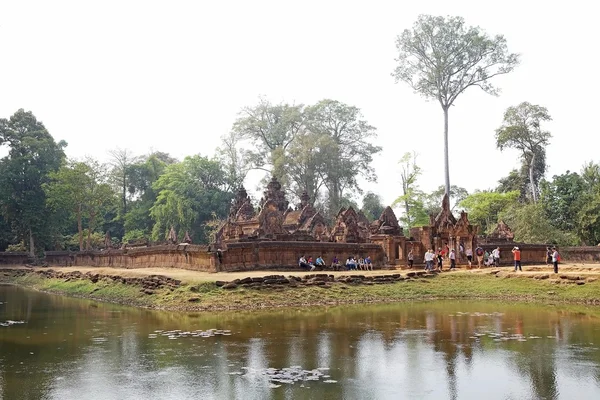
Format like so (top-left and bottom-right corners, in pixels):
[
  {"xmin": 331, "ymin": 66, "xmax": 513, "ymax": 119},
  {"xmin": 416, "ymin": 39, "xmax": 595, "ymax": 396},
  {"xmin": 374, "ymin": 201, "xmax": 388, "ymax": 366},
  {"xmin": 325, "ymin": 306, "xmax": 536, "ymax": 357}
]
[{"xmin": 512, "ymin": 246, "xmax": 522, "ymax": 271}]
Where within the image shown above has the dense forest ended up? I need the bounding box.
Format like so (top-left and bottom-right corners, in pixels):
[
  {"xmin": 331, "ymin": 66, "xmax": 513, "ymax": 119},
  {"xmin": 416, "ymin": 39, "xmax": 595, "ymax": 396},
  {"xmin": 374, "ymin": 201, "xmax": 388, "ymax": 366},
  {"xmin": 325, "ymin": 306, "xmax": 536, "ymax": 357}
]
[{"xmin": 1, "ymin": 100, "xmax": 599, "ymax": 258}]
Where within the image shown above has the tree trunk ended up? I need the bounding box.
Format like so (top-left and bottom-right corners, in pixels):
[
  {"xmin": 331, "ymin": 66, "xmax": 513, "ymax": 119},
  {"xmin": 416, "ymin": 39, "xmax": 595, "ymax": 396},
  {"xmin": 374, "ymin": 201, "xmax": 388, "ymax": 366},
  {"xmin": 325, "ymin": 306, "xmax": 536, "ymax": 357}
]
[
  {"xmin": 529, "ymin": 152, "xmax": 537, "ymax": 203},
  {"xmin": 86, "ymin": 212, "xmax": 96, "ymax": 251},
  {"xmin": 122, "ymin": 177, "xmax": 127, "ymax": 215},
  {"xmin": 443, "ymin": 106, "xmax": 451, "ymax": 196},
  {"xmin": 331, "ymin": 179, "xmax": 340, "ymax": 216},
  {"xmin": 77, "ymin": 204, "xmax": 83, "ymax": 251},
  {"xmin": 28, "ymin": 229, "xmax": 35, "ymax": 258},
  {"xmin": 402, "ymin": 180, "xmax": 411, "ymax": 230}
]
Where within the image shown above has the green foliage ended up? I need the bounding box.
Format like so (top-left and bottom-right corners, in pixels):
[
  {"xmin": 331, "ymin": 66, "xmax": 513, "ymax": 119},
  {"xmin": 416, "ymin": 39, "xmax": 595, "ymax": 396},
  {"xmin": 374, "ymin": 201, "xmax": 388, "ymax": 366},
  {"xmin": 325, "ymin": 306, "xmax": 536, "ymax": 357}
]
[
  {"xmin": 577, "ymin": 191, "xmax": 600, "ymax": 245},
  {"xmin": 45, "ymin": 158, "xmax": 116, "ymax": 250},
  {"xmin": 540, "ymin": 171, "xmax": 586, "ymax": 232},
  {"xmin": 393, "ymin": 15, "xmax": 520, "ymax": 104},
  {"xmin": 393, "ymin": 152, "xmax": 429, "ymax": 229},
  {"xmin": 499, "ymin": 202, "xmax": 578, "ymax": 246},
  {"xmin": 496, "ymin": 102, "xmax": 552, "ymax": 202},
  {"xmin": 65, "ymin": 231, "xmax": 106, "ymax": 251},
  {"xmin": 122, "ymin": 229, "xmax": 148, "ymax": 243},
  {"xmin": 216, "ymin": 131, "xmax": 252, "ymax": 191},
  {"xmin": 124, "ymin": 151, "xmax": 177, "ymax": 237},
  {"xmin": 574, "ymin": 162, "xmax": 600, "ymax": 245},
  {"xmin": 303, "ymin": 99, "xmax": 381, "ymax": 214},
  {"xmin": 361, "ymin": 192, "xmax": 385, "ymax": 221},
  {"xmin": 459, "ymin": 191, "xmax": 519, "ymax": 234},
  {"xmin": 150, "ymin": 155, "xmax": 232, "ymax": 243},
  {"xmin": 232, "ymin": 98, "xmax": 381, "ymax": 217},
  {"xmin": 0, "ymin": 109, "xmax": 66, "ymax": 256},
  {"xmin": 232, "ymin": 97, "xmax": 303, "ymax": 185},
  {"xmin": 6, "ymin": 242, "xmax": 26, "ymax": 252}
]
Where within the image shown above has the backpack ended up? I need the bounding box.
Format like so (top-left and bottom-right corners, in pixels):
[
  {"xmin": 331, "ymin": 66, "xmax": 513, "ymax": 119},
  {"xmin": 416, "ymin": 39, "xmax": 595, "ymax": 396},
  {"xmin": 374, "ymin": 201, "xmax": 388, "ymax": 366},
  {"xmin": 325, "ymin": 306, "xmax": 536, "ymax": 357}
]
[{"xmin": 476, "ymin": 248, "xmax": 484, "ymax": 256}]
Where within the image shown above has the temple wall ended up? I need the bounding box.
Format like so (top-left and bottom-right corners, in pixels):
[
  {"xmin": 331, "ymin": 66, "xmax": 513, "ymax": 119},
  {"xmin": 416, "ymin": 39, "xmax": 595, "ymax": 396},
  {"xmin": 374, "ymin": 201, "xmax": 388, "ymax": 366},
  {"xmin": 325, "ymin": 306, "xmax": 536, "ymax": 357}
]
[
  {"xmin": 0, "ymin": 252, "xmax": 29, "ymax": 265},
  {"xmin": 1, "ymin": 243, "xmax": 599, "ymax": 271},
  {"xmin": 219, "ymin": 241, "xmax": 385, "ymax": 271},
  {"xmin": 43, "ymin": 245, "xmax": 216, "ymax": 272},
  {"xmin": 476, "ymin": 243, "xmax": 549, "ymax": 265},
  {"xmin": 561, "ymin": 247, "xmax": 600, "ymax": 262}
]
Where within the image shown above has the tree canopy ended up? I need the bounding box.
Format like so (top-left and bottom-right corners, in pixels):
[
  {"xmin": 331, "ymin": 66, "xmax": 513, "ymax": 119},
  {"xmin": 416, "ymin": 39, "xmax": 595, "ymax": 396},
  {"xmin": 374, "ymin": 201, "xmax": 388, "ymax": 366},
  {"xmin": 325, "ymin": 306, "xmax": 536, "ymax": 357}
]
[
  {"xmin": 496, "ymin": 102, "xmax": 552, "ymax": 202},
  {"xmin": 393, "ymin": 14, "xmax": 519, "ymax": 195}
]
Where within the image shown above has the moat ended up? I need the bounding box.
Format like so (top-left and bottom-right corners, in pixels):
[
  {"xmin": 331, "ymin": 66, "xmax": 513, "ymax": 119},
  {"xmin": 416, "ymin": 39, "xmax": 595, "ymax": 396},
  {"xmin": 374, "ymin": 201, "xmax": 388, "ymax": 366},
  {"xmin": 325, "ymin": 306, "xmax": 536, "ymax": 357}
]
[{"xmin": 2, "ymin": 284, "xmax": 600, "ymax": 399}]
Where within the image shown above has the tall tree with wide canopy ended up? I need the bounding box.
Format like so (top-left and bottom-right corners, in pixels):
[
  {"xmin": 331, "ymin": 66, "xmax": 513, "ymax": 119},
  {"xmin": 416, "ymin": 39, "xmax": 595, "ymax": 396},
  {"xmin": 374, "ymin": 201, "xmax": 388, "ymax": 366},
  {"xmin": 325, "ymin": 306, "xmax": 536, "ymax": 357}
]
[
  {"xmin": 232, "ymin": 97, "xmax": 304, "ymax": 185},
  {"xmin": 45, "ymin": 158, "xmax": 116, "ymax": 250},
  {"xmin": 393, "ymin": 15, "xmax": 519, "ymax": 195},
  {"xmin": 361, "ymin": 192, "xmax": 385, "ymax": 221},
  {"xmin": 150, "ymin": 155, "xmax": 232, "ymax": 243},
  {"xmin": 303, "ymin": 99, "xmax": 381, "ymax": 214},
  {"xmin": 124, "ymin": 151, "xmax": 177, "ymax": 238},
  {"xmin": 496, "ymin": 102, "xmax": 552, "ymax": 202},
  {"xmin": 0, "ymin": 109, "xmax": 66, "ymax": 257}
]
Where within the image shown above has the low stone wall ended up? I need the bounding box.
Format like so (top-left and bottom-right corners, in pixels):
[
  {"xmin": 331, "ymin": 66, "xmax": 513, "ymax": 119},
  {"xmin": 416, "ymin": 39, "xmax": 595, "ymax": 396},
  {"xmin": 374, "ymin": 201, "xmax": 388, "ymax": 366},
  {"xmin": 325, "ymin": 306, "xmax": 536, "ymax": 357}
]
[
  {"xmin": 0, "ymin": 252, "xmax": 28, "ymax": 265},
  {"xmin": 2, "ymin": 242, "xmax": 598, "ymax": 272},
  {"xmin": 219, "ymin": 241, "xmax": 386, "ymax": 272},
  {"xmin": 561, "ymin": 247, "xmax": 600, "ymax": 263},
  {"xmin": 44, "ymin": 245, "xmax": 216, "ymax": 272},
  {"xmin": 471, "ymin": 243, "xmax": 549, "ymax": 266},
  {"xmin": 38, "ymin": 241, "xmax": 385, "ymax": 272}
]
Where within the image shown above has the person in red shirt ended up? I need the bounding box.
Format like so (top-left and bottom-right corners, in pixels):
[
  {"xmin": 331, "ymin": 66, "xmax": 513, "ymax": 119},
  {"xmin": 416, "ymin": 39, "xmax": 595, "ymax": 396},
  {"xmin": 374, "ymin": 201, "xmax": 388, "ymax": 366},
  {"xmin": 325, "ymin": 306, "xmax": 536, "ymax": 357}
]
[{"xmin": 512, "ymin": 247, "xmax": 522, "ymax": 271}]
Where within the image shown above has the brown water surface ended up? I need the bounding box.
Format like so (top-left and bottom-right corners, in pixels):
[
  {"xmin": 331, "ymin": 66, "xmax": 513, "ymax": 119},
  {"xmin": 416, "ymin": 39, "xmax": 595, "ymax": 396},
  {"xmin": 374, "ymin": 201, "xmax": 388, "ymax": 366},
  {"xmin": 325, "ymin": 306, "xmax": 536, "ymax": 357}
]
[{"xmin": 1, "ymin": 284, "xmax": 600, "ymax": 399}]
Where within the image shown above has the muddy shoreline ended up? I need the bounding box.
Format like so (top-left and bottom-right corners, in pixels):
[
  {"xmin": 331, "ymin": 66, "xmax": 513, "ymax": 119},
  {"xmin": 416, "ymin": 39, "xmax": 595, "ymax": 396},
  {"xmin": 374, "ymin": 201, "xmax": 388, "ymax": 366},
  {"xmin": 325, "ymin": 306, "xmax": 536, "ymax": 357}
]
[{"xmin": 2, "ymin": 266, "xmax": 600, "ymax": 312}]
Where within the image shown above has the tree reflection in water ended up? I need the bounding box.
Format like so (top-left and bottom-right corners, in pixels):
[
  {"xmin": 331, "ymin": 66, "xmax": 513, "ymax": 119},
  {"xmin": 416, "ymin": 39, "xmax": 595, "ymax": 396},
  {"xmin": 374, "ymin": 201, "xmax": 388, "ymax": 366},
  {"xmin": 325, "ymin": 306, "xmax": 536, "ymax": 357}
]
[{"xmin": 2, "ymin": 286, "xmax": 600, "ymax": 399}]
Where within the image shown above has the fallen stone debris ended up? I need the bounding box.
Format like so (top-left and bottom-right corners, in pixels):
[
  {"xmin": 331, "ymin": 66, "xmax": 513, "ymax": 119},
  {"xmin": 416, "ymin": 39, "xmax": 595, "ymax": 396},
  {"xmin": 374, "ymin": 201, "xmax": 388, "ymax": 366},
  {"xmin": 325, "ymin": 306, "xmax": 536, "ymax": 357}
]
[{"xmin": 215, "ymin": 272, "xmax": 438, "ymax": 290}]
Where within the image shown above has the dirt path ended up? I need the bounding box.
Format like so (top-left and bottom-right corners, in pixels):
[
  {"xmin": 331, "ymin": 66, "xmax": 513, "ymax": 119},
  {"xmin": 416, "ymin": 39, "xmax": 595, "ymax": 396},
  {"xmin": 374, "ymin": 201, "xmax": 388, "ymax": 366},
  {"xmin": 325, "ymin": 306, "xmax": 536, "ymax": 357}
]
[{"xmin": 3, "ymin": 263, "xmax": 600, "ymax": 283}]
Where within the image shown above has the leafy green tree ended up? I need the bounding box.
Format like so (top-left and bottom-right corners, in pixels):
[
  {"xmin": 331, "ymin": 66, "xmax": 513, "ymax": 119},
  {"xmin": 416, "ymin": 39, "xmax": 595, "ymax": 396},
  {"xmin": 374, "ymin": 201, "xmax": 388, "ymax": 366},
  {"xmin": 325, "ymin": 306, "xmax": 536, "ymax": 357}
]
[
  {"xmin": 286, "ymin": 131, "xmax": 330, "ymax": 205},
  {"xmin": 124, "ymin": 151, "xmax": 177, "ymax": 237},
  {"xmin": 45, "ymin": 159, "xmax": 116, "ymax": 250},
  {"xmin": 577, "ymin": 192, "xmax": 600, "ymax": 245},
  {"xmin": 303, "ymin": 99, "xmax": 381, "ymax": 214},
  {"xmin": 216, "ymin": 131, "xmax": 252, "ymax": 191},
  {"xmin": 539, "ymin": 171, "xmax": 586, "ymax": 233},
  {"xmin": 393, "ymin": 152, "xmax": 429, "ymax": 229},
  {"xmin": 459, "ymin": 191, "xmax": 519, "ymax": 234},
  {"xmin": 0, "ymin": 109, "xmax": 66, "ymax": 257},
  {"xmin": 500, "ymin": 202, "xmax": 578, "ymax": 245},
  {"xmin": 497, "ymin": 149, "xmax": 546, "ymax": 202},
  {"xmin": 108, "ymin": 147, "xmax": 136, "ymax": 237},
  {"xmin": 576, "ymin": 161, "xmax": 600, "ymax": 245},
  {"xmin": 361, "ymin": 192, "xmax": 385, "ymax": 221},
  {"xmin": 232, "ymin": 97, "xmax": 304, "ymax": 184},
  {"xmin": 496, "ymin": 102, "xmax": 552, "ymax": 202},
  {"xmin": 393, "ymin": 14, "xmax": 519, "ymax": 195},
  {"xmin": 150, "ymin": 155, "xmax": 232, "ymax": 243}
]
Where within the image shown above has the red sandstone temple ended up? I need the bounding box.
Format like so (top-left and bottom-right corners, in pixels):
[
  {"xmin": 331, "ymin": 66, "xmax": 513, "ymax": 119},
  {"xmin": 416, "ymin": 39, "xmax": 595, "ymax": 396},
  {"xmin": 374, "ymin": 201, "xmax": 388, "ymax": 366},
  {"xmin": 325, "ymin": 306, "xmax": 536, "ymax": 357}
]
[{"xmin": 213, "ymin": 177, "xmax": 478, "ymax": 269}]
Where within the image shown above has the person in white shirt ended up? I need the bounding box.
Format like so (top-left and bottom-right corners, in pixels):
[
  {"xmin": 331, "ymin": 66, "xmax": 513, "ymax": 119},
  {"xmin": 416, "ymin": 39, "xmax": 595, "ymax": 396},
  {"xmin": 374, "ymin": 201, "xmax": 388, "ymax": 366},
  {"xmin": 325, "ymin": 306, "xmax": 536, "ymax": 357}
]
[
  {"xmin": 424, "ymin": 249, "xmax": 434, "ymax": 271},
  {"xmin": 551, "ymin": 247, "xmax": 560, "ymax": 273},
  {"xmin": 466, "ymin": 248, "xmax": 473, "ymax": 268},
  {"xmin": 449, "ymin": 249, "xmax": 456, "ymax": 270},
  {"xmin": 298, "ymin": 256, "xmax": 310, "ymax": 270},
  {"xmin": 492, "ymin": 247, "xmax": 501, "ymax": 267}
]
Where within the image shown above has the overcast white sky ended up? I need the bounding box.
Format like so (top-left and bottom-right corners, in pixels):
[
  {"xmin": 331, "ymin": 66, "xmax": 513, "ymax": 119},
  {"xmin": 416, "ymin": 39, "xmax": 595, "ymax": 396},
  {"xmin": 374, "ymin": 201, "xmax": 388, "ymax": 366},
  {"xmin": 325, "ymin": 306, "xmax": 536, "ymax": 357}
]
[{"xmin": 1, "ymin": 0, "xmax": 597, "ymax": 209}]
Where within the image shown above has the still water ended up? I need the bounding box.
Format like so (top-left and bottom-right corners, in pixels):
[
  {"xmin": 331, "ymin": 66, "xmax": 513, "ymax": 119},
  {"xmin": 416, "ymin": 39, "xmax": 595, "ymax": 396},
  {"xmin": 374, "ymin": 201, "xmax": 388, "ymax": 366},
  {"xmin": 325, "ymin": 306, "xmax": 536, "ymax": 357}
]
[{"xmin": 1, "ymin": 284, "xmax": 600, "ymax": 400}]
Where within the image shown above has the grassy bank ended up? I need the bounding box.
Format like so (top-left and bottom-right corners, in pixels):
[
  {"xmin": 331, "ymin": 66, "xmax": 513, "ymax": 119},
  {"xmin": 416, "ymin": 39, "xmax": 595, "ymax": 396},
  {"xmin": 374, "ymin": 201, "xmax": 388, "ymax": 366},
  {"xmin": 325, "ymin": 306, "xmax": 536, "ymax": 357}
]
[{"xmin": 2, "ymin": 267, "xmax": 600, "ymax": 311}]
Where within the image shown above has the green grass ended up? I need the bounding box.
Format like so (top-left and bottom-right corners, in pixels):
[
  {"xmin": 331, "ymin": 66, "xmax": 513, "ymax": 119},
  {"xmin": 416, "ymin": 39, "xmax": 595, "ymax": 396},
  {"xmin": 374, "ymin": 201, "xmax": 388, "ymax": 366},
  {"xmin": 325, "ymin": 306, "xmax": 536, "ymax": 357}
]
[{"xmin": 3, "ymin": 271, "xmax": 600, "ymax": 311}]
